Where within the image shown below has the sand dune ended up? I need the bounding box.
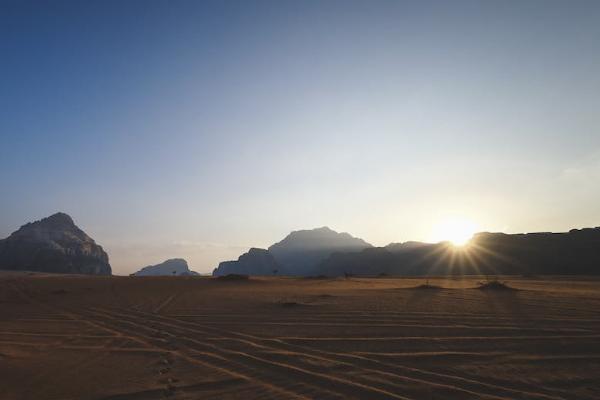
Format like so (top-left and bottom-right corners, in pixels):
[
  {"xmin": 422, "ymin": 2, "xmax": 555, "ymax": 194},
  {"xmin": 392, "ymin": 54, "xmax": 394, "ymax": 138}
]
[{"xmin": 1, "ymin": 273, "xmax": 599, "ymax": 399}]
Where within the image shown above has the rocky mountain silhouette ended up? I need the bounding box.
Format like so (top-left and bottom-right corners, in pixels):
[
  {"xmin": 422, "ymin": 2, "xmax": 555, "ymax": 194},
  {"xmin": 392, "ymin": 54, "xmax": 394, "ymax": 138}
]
[
  {"xmin": 0, "ymin": 212, "xmax": 111, "ymax": 275},
  {"xmin": 268, "ymin": 227, "xmax": 372, "ymax": 275},
  {"xmin": 320, "ymin": 228, "xmax": 600, "ymax": 276},
  {"xmin": 213, "ymin": 248, "xmax": 280, "ymax": 276},
  {"xmin": 213, "ymin": 227, "xmax": 372, "ymax": 276},
  {"xmin": 132, "ymin": 258, "xmax": 199, "ymax": 276},
  {"xmin": 384, "ymin": 241, "xmax": 431, "ymax": 252}
]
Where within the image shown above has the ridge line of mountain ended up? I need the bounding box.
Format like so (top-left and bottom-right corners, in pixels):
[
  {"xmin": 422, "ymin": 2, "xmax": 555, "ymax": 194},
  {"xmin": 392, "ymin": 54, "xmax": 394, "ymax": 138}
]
[{"xmin": 2, "ymin": 213, "xmax": 599, "ymax": 276}]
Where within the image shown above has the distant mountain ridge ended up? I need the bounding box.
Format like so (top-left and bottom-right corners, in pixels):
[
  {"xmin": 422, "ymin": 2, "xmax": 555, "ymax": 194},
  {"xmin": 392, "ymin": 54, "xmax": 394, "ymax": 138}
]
[
  {"xmin": 320, "ymin": 228, "xmax": 600, "ymax": 276},
  {"xmin": 214, "ymin": 226, "xmax": 600, "ymax": 277},
  {"xmin": 213, "ymin": 227, "xmax": 371, "ymax": 276},
  {"xmin": 132, "ymin": 258, "xmax": 199, "ymax": 276},
  {"xmin": 384, "ymin": 241, "xmax": 431, "ymax": 252},
  {"xmin": 4, "ymin": 214, "xmax": 599, "ymax": 277},
  {"xmin": 0, "ymin": 212, "xmax": 111, "ymax": 275}
]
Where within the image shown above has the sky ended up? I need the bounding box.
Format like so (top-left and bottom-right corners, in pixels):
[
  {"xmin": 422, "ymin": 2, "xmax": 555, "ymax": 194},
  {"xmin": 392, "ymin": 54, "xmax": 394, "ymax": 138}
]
[{"xmin": 1, "ymin": 0, "xmax": 600, "ymax": 275}]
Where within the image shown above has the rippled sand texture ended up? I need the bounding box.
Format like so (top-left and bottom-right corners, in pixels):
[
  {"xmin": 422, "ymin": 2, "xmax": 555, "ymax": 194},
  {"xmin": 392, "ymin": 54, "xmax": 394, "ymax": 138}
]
[{"xmin": 1, "ymin": 273, "xmax": 599, "ymax": 400}]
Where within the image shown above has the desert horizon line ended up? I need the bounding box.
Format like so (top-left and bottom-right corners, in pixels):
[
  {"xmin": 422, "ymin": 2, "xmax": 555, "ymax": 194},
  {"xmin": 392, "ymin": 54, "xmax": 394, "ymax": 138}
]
[{"xmin": 2, "ymin": 211, "xmax": 599, "ymax": 276}]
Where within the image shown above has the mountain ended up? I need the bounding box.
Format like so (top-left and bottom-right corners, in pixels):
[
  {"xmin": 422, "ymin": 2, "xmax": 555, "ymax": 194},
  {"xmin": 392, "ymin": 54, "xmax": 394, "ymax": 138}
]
[
  {"xmin": 213, "ymin": 248, "xmax": 280, "ymax": 276},
  {"xmin": 132, "ymin": 258, "xmax": 198, "ymax": 276},
  {"xmin": 212, "ymin": 227, "xmax": 372, "ymax": 277},
  {"xmin": 320, "ymin": 228, "xmax": 600, "ymax": 276},
  {"xmin": 0, "ymin": 212, "xmax": 111, "ymax": 275},
  {"xmin": 385, "ymin": 241, "xmax": 431, "ymax": 252},
  {"xmin": 268, "ymin": 227, "xmax": 372, "ymax": 275}
]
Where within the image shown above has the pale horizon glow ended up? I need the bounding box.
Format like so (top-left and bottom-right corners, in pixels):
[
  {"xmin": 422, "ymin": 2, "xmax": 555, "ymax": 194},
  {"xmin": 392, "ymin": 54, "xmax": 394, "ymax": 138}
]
[
  {"xmin": 427, "ymin": 217, "xmax": 480, "ymax": 247},
  {"xmin": 1, "ymin": 1, "xmax": 599, "ymax": 274}
]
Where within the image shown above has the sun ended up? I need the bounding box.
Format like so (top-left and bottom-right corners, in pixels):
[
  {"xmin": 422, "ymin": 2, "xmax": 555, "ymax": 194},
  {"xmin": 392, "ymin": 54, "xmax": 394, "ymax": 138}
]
[{"xmin": 429, "ymin": 217, "xmax": 479, "ymax": 247}]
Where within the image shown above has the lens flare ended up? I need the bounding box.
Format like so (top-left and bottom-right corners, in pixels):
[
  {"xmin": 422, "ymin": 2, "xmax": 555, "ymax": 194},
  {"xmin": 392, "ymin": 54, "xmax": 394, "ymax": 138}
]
[{"xmin": 429, "ymin": 217, "xmax": 479, "ymax": 246}]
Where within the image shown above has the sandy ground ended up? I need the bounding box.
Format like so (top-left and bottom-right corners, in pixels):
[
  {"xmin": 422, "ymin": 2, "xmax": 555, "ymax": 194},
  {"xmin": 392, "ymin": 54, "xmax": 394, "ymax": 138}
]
[{"xmin": 1, "ymin": 273, "xmax": 599, "ymax": 400}]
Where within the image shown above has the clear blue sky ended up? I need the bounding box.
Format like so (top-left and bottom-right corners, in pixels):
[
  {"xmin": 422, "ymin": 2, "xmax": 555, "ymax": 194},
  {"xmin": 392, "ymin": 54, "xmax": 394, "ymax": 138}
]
[{"xmin": 1, "ymin": 0, "xmax": 599, "ymax": 274}]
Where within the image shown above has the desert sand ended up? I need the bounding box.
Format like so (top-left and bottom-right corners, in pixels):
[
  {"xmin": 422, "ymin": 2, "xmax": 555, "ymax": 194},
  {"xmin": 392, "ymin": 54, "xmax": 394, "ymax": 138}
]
[{"xmin": 1, "ymin": 273, "xmax": 599, "ymax": 399}]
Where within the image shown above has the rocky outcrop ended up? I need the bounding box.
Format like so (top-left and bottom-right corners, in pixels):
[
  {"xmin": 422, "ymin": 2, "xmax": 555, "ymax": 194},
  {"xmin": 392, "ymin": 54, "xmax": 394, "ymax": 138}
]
[
  {"xmin": 213, "ymin": 248, "xmax": 280, "ymax": 276},
  {"xmin": 0, "ymin": 212, "xmax": 111, "ymax": 275},
  {"xmin": 267, "ymin": 227, "xmax": 372, "ymax": 276},
  {"xmin": 213, "ymin": 227, "xmax": 372, "ymax": 277},
  {"xmin": 132, "ymin": 258, "xmax": 199, "ymax": 276}
]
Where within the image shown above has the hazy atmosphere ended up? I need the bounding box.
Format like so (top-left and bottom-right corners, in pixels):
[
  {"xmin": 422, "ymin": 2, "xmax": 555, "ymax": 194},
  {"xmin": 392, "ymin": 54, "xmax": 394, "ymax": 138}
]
[
  {"xmin": 2, "ymin": 0, "xmax": 599, "ymax": 274},
  {"xmin": 2, "ymin": 2, "xmax": 600, "ymax": 400}
]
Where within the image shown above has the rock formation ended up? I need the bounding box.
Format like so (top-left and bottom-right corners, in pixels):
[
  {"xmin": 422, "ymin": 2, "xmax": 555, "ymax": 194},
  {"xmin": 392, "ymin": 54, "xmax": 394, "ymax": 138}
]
[
  {"xmin": 0, "ymin": 212, "xmax": 111, "ymax": 275},
  {"xmin": 267, "ymin": 227, "xmax": 372, "ymax": 276},
  {"xmin": 213, "ymin": 248, "xmax": 280, "ymax": 276},
  {"xmin": 132, "ymin": 258, "xmax": 199, "ymax": 276},
  {"xmin": 320, "ymin": 228, "xmax": 600, "ymax": 276},
  {"xmin": 213, "ymin": 227, "xmax": 372, "ymax": 276}
]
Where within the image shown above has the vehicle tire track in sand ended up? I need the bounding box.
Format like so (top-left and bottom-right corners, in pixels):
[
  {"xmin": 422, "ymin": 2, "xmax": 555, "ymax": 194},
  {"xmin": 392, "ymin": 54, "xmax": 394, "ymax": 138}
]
[
  {"xmin": 153, "ymin": 291, "xmax": 181, "ymax": 314},
  {"xmin": 85, "ymin": 307, "xmax": 415, "ymax": 400},
  {"xmin": 5, "ymin": 279, "xmax": 155, "ymax": 398},
  {"xmin": 92, "ymin": 306, "xmax": 566, "ymax": 400},
  {"xmin": 80, "ymin": 310, "xmax": 356, "ymax": 400},
  {"xmin": 163, "ymin": 310, "xmax": 599, "ymax": 400},
  {"xmin": 95, "ymin": 378, "xmax": 247, "ymax": 400},
  {"xmin": 8, "ymin": 278, "xmax": 567, "ymax": 400},
  {"xmin": 8, "ymin": 279, "xmax": 323, "ymax": 400},
  {"xmin": 122, "ymin": 307, "xmax": 578, "ymax": 400}
]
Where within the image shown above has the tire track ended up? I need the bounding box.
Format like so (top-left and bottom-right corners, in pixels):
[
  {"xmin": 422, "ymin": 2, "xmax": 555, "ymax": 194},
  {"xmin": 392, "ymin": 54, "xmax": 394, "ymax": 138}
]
[
  {"xmin": 153, "ymin": 310, "xmax": 594, "ymax": 400},
  {"xmin": 95, "ymin": 378, "xmax": 247, "ymax": 400},
  {"xmin": 153, "ymin": 291, "xmax": 181, "ymax": 314},
  {"xmin": 136, "ymin": 307, "xmax": 584, "ymax": 400},
  {"xmin": 97, "ymin": 306, "xmax": 569, "ymax": 400},
  {"xmin": 7, "ymin": 279, "xmax": 313, "ymax": 400},
  {"xmin": 85, "ymin": 307, "xmax": 421, "ymax": 400},
  {"xmin": 80, "ymin": 308, "xmax": 359, "ymax": 400}
]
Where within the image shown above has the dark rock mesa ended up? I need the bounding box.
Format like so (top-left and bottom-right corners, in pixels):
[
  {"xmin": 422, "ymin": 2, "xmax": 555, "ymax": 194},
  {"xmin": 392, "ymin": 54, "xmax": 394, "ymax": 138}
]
[
  {"xmin": 321, "ymin": 228, "xmax": 600, "ymax": 276},
  {"xmin": 132, "ymin": 258, "xmax": 199, "ymax": 276},
  {"xmin": 0, "ymin": 212, "xmax": 111, "ymax": 275},
  {"xmin": 213, "ymin": 248, "xmax": 280, "ymax": 277}
]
